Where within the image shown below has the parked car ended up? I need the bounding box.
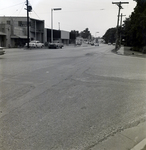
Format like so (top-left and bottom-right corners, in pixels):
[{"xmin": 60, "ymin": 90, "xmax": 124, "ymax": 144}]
[
  {"xmin": 94, "ymin": 42, "xmax": 99, "ymax": 46},
  {"xmin": 90, "ymin": 41, "xmax": 94, "ymax": 46},
  {"xmin": 48, "ymin": 43, "xmax": 58, "ymax": 49},
  {"xmin": 0, "ymin": 47, "xmax": 5, "ymax": 55},
  {"xmin": 25, "ymin": 40, "xmax": 44, "ymax": 48},
  {"xmin": 48, "ymin": 42, "xmax": 63, "ymax": 49},
  {"xmin": 56, "ymin": 42, "xmax": 63, "ymax": 48}
]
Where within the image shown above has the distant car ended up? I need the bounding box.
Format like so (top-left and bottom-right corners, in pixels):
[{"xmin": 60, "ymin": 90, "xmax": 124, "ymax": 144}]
[
  {"xmin": 94, "ymin": 42, "xmax": 99, "ymax": 46},
  {"xmin": 25, "ymin": 40, "xmax": 44, "ymax": 48},
  {"xmin": 48, "ymin": 42, "xmax": 63, "ymax": 49},
  {"xmin": 0, "ymin": 47, "xmax": 5, "ymax": 55},
  {"xmin": 90, "ymin": 42, "xmax": 94, "ymax": 46},
  {"xmin": 108, "ymin": 43, "xmax": 111, "ymax": 45},
  {"xmin": 48, "ymin": 43, "xmax": 58, "ymax": 49},
  {"xmin": 56, "ymin": 42, "xmax": 63, "ymax": 48}
]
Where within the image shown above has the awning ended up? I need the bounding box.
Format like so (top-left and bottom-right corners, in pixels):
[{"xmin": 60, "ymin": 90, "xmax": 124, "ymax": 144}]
[
  {"xmin": 11, "ymin": 35, "xmax": 28, "ymax": 39},
  {"xmin": 0, "ymin": 32, "xmax": 6, "ymax": 36}
]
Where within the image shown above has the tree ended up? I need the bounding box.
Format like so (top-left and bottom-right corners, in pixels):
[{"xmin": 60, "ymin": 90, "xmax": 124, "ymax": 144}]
[
  {"xmin": 102, "ymin": 28, "xmax": 116, "ymax": 44},
  {"xmin": 70, "ymin": 30, "xmax": 80, "ymax": 40},
  {"xmin": 123, "ymin": 0, "xmax": 146, "ymax": 50},
  {"xmin": 80, "ymin": 28, "xmax": 91, "ymax": 39}
]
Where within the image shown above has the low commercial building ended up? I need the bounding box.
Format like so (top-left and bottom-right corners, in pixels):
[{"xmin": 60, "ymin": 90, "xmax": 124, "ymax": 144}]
[
  {"xmin": 44, "ymin": 28, "xmax": 69, "ymax": 45},
  {"xmin": 0, "ymin": 16, "xmax": 70, "ymax": 48},
  {"xmin": 0, "ymin": 16, "xmax": 44, "ymax": 48}
]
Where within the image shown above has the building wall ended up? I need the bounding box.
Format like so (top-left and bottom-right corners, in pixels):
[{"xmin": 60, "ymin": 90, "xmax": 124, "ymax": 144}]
[
  {"xmin": 61, "ymin": 30, "xmax": 69, "ymax": 44},
  {"xmin": 76, "ymin": 37, "xmax": 83, "ymax": 45},
  {"xmin": 61, "ymin": 30, "xmax": 69, "ymax": 39},
  {"xmin": 0, "ymin": 16, "xmax": 44, "ymax": 47},
  {"xmin": 30, "ymin": 18, "xmax": 44, "ymax": 42},
  {"xmin": 44, "ymin": 28, "xmax": 47, "ymax": 44},
  {"xmin": 0, "ymin": 16, "xmax": 71, "ymax": 47}
]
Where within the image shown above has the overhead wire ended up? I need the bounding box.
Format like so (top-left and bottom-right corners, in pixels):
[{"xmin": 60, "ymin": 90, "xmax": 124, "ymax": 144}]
[
  {"xmin": 17, "ymin": 1, "xmax": 26, "ymax": 16},
  {"xmin": 0, "ymin": 1, "xmax": 25, "ymax": 11},
  {"xmin": 31, "ymin": 9, "xmax": 41, "ymax": 19},
  {"xmin": 30, "ymin": 8, "xmax": 50, "ymax": 28}
]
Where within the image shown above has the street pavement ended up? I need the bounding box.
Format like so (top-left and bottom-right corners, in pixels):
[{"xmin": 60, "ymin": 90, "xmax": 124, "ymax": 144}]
[
  {"xmin": 90, "ymin": 46, "xmax": 146, "ymax": 150},
  {"xmin": 0, "ymin": 44, "xmax": 146, "ymax": 150}
]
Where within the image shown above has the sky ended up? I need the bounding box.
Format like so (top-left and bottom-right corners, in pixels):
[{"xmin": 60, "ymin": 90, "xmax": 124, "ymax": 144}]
[{"xmin": 0, "ymin": 0, "xmax": 137, "ymax": 37}]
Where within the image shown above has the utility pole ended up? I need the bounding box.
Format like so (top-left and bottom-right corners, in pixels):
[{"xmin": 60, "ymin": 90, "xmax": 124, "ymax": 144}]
[
  {"xmin": 112, "ymin": 1, "xmax": 129, "ymax": 50},
  {"xmin": 119, "ymin": 13, "xmax": 126, "ymax": 46},
  {"xmin": 25, "ymin": 0, "xmax": 32, "ymax": 48}
]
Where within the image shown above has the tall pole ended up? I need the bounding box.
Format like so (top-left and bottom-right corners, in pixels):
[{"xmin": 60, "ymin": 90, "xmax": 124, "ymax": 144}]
[
  {"xmin": 51, "ymin": 9, "xmax": 53, "ymax": 43},
  {"xmin": 58, "ymin": 22, "xmax": 60, "ymax": 30},
  {"xmin": 95, "ymin": 32, "xmax": 99, "ymax": 38},
  {"xmin": 35, "ymin": 20, "xmax": 36, "ymax": 40},
  {"xmin": 119, "ymin": 13, "xmax": 126, "ymax": 46},
  {"xmin": 25, "ymin": 0, "xmax": 32, "ymax": 48},
  {"xmin": 112, "ymin": 2, "xmax": 129, "ymax": 50},
  {"xmin": 26, "ymin": 0, "xmax": 29, "ymax": 48},
  {"xmin": 51, "ymin": 8, "xmax": 62, "ymax": 43}
]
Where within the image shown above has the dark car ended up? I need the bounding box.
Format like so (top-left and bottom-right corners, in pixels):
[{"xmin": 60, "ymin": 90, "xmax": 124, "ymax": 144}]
[
  {"xmin": 48, "ymin": 43, "xmax": 58, "ymax": 49},
  {"xmin": 48, "ymin": 42, "xmax": 63, "ymax": 49},
  {"xmin": 90, "ymin": 41, "xmax": 94, "ymax": 46}
]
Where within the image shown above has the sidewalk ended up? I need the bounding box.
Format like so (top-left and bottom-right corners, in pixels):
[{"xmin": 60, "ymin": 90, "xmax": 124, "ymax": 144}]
[
  {"xmin": 90, "ymin": 121, "xmax": 146, "ymax": 150},
  {"xmin": 90, "ymin": 46, "xmax": 146, "ymax": 150},
  {"xmin": 117, "ymin": 46, "xmax": 146, "ymax": 58}
]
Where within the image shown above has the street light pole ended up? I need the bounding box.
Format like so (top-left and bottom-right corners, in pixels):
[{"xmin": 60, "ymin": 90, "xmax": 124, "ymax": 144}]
[
  {"xmin": 51, "ymin": 9, "xmax": 53, "ymax": 43},
  {"xmin": 95, "ymin": 32, "xmax": 99, "ymax": 38},
  {"xmin": 51, "ymin": 8, "xmax": 62, "ymax": 43},
  {"xmin": 58, "ymin": 22, "xmax": 60, "ymax": 30}
]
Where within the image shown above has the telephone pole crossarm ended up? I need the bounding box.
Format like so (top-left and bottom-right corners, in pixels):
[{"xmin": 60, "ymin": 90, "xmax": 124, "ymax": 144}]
[{"xmin": 112, "ymin": 2, "xmax": 129, "ymax": 4}]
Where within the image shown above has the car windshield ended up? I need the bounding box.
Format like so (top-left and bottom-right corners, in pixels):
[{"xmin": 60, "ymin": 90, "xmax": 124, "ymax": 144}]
[{"xmin": 1, "ymin": 1, "xmax": 146, "ymax": 150}]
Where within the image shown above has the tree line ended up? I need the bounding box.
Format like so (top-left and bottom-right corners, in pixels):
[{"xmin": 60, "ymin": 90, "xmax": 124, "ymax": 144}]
[
  {"xmin": 103, "ymin": 0, "xmax": 146, "ymax": 52},
  {"xmin": 70, "ymin": 28, "xmax": 92, "ymax": 42}
]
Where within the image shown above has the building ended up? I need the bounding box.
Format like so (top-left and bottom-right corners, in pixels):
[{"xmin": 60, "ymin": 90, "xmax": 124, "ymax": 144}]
[
  {"xmin": 76, "ymin": 36, "xmax": 83, "ymax": 45},
  {"xmin": 0, "ymin": 16, "xmax": 70, "ymax": 48},
  {"xmin": 44, "ymin": 28, "xmax": 70, "ymax": 45},
  {"xmin": 0, "ymin": 16, "xmax": 44, "ymax": 48}
]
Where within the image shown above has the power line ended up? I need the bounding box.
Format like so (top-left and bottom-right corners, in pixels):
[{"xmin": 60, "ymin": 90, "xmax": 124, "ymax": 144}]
[
  {"xmin": 18, "ymin": 2, "xmax": 26, "ymax": 16},
  {"xmin": 0, "ymin": 2, "xmax": 25, "ymax": 11},
  {"xmin": 32, "ymin": 9, "xmax": 41, "ymax": 19}
]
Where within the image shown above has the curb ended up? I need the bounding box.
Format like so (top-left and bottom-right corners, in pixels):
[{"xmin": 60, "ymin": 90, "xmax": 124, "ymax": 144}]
[{"xmin": 131, "ymin": 139, "xmax": 146, "ymax": 150}]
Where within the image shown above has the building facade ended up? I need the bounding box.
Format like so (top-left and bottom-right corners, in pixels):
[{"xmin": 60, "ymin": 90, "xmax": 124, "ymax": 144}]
[
  {"xmin": 0, "ymin": 16, "xmax": 71, "ymax": 48},
  {"xmin": 44, "ymin": 29, "xmax": 70, "ymax": 45},
  {"xmin": 0, "ymin": 16, "xmax": 44, "ymax": 48}
]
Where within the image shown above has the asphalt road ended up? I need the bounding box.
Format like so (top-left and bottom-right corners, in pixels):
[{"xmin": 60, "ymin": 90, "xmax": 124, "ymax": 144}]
[{"xmin": 0, "ymin": 44, "xmax": 146, "ymax": 150}]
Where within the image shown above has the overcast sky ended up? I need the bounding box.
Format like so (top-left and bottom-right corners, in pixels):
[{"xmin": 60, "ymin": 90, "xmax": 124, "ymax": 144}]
[{"xmin": 0, "ymin": 0, "xmax": 136, "ymax": 37}]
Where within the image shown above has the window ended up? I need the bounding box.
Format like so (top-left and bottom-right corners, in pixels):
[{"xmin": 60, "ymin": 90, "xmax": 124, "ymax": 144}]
[
  {"xmin": 7, "ymin": 21, "xmax": 10, "ymax": 25},
  {"xmin": 18, "ymin": 21, "xmax": 27, "ymax": 27}
]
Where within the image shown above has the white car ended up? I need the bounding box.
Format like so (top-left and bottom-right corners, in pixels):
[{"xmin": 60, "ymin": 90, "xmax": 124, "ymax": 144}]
[
  {"xmin": 25, "ymin": 40, "xmax": 44, "ymax": 48},
  {"xmin": 0, "ymin": 47, "xmax": 5, "ymax": 55},
  {"xmin": 94, "ymin": 42, "xmax": 99, "ymax": 46}
]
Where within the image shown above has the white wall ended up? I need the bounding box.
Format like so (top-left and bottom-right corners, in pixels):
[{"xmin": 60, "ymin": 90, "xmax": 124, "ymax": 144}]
[{"xmin": 61, "ymin": 30, "xmax": 69, "ymax": 39}]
